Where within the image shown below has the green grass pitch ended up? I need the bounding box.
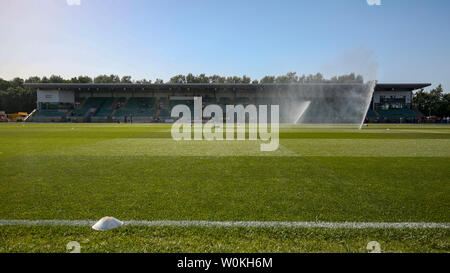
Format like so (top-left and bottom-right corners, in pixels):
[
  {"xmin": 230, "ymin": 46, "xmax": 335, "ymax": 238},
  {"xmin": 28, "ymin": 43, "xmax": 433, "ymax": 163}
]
[{"xmin": 0, "ymin": 123, "xmax": 449, "ymax": 252}]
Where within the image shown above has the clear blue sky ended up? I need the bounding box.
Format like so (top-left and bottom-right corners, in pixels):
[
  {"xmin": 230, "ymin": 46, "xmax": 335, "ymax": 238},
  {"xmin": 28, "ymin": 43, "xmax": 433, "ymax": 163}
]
[{"xmin": 0, "ymin": 0, "xmax": 449, "ymax": 90}]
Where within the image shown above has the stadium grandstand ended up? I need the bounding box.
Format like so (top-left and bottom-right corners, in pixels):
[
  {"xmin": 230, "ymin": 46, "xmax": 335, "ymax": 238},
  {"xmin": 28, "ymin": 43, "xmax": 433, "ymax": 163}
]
[{"xmin": 24, "ymin": 82, "xmax": 430, "ymax": 123}]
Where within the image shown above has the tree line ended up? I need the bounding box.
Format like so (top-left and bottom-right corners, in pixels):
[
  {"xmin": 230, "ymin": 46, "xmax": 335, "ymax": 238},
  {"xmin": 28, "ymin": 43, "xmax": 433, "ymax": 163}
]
[
  {"xmin": 168, "ymin": 72, "xmax": 363, "ymax": 84},
  {"xmin": 1, "ymin": 72, "xmax": 364, "ymax": 85},
  {"xmin": 0, "ymin": 73, "xmax": 448, "ymax": 117},
  {"xmin": 413, "ymin": 84, "xmax": 450, "ymax": 118},
  {"xmin": 0, "ymin": 72, "xmax": 362, "ymax": 113}
]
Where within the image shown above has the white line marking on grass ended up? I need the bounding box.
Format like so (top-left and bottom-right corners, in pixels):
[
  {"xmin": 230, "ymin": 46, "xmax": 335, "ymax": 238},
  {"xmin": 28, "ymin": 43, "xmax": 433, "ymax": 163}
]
[
  {"xmin": 0, "ymin": 220, "xmax": 96, "ymax": 226},
  {"xmin": 125, "ymin": 221, "xmax": 450, "ymax": 229},
  {"xmin": 0, "ymin": 220, "xmax": 449, "ymax": 229}
]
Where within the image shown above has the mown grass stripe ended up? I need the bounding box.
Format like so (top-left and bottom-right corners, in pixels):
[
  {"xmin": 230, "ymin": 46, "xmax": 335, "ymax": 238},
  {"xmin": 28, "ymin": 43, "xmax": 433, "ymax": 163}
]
[{"xmin": 0, "ymin": 220, "xmax": 448, "ymax": 229}]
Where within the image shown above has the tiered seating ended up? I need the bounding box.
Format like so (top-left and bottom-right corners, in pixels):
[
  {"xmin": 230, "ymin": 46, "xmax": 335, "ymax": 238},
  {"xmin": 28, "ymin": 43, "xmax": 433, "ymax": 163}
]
[
  {"xmin": 219, "ymin": 97, "xmax": 231, "ymax": 105},
  {"xmin": 203, "ymin": 97, "xmax": 217, "ymax": 104},
  {"xmin": 156, "ymin": 97, "xmax": 170, "ymax": 119},
  {"xmin": 219, "ymin": 97, "xmax": 231, "ymax": 112},
  {"xmin": 94, "ymin": 98, "xmax": 115, "ymax": 117},
  {"xmin": 36, "ymin": 110, "xmax": 67, "ymax": 117},
  {"xmin": 234, "ymin": 97, "xmax": 250, "ymax": 104},
  {"xmin": 366, "ymin": 109, "xmax": 378, "ymax": 119},
  {"xmin": 73, "ymin": 98, "xmax": 106, "ymax": 117},
  {"xmin": 159, "ymin": 109, "xmax": 171, "ymax": 118},
  {"xmin": 378, "ymin": 109, "xmax": 418, "ymax": 119},
  {"xmin": 114, "ymin": 97, "xmax": 156, "ymax": 117},
  {"xmin": 168, "ymin": 99, "xmax": 194, "ymax": 116},
  {"xmin": 255, "ymin": 97, "xmax": 274, "ymax": 105},
  {"xmin": 169, "ymin": 99, "xmax": 193, "ymax": 109}
]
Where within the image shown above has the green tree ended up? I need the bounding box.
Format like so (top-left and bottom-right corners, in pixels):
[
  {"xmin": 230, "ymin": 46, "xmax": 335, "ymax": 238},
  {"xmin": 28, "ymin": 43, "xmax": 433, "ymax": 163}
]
[
  {"xmin": 242, "ymin": 75, "xmax": 251, "ymax": 84},
  {"xmin": 429, "ymin": 85, "xmax": 444, "ymax": 116},
  {"xmin": 121, "ymin": 76, "xmax": 132, "ymax": 83},
  {"xmin": 136, "ymin": 79, "xmax": 151, "ymax": 84},
  {"xmin": 77, "ymin": 76, "xmax": 93, "ymax": 83},
  {"xmin": 209, "ymin": 75, "xmax": 226, "ymax": 83},
  {"xmin": 0, "ymin": 86, "xmax": 36, "ymax": 113},
  {"xmin": 260, "ymin": 76, "xmax": 275, "ymax": 83},
  {"xmin": 11, "ymin": 77, "xmax": 24, "ymax": 87},
  {"xmin": 413, "ymin": 84, "xmax": 447, "ymax": 117},
  {"xmin": 0, "ymin": 78, "xmax": 12, "ymax": 90},
  {"xmin": 169, "ymin": 74, "xmax": 186, "ymax": 83},
  {"xmin": 440, "ymin": 93, "xmax": 450, "ymax": 117},
  {"xmin": 48, "ymin": 75, "xmax": 65, "ymax": 83},
  {"xmin": 25, "ymin": 76, "xmax": 41, "ymax": 83},
  {"xmin": 94, "ymin": 74, "xmax": 120, "ymax": 83},
  {"xmin": 185, "ymin": 73, "xmax": 196, "ymax": 83},
  {"xmin": 197, "ymin": 74, "xmax": 209, "ymax": 83}
]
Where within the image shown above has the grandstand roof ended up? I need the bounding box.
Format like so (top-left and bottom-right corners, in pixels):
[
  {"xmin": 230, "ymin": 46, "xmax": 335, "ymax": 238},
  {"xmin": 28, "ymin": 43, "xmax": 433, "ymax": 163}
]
[
  {"xmin": 374, "ymin": 83, "xmax": 431, "ymax": 92},
  {"xmin": 24, "ymin": 82, "xmax": 431, "ymax": 92}
]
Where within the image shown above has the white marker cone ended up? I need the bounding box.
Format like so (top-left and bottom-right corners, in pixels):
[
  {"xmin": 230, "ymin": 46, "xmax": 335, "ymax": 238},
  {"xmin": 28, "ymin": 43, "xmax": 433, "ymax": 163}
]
[{"xmin": 92, "ymin": 216, "xmax": 123, "ymax": 231}]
